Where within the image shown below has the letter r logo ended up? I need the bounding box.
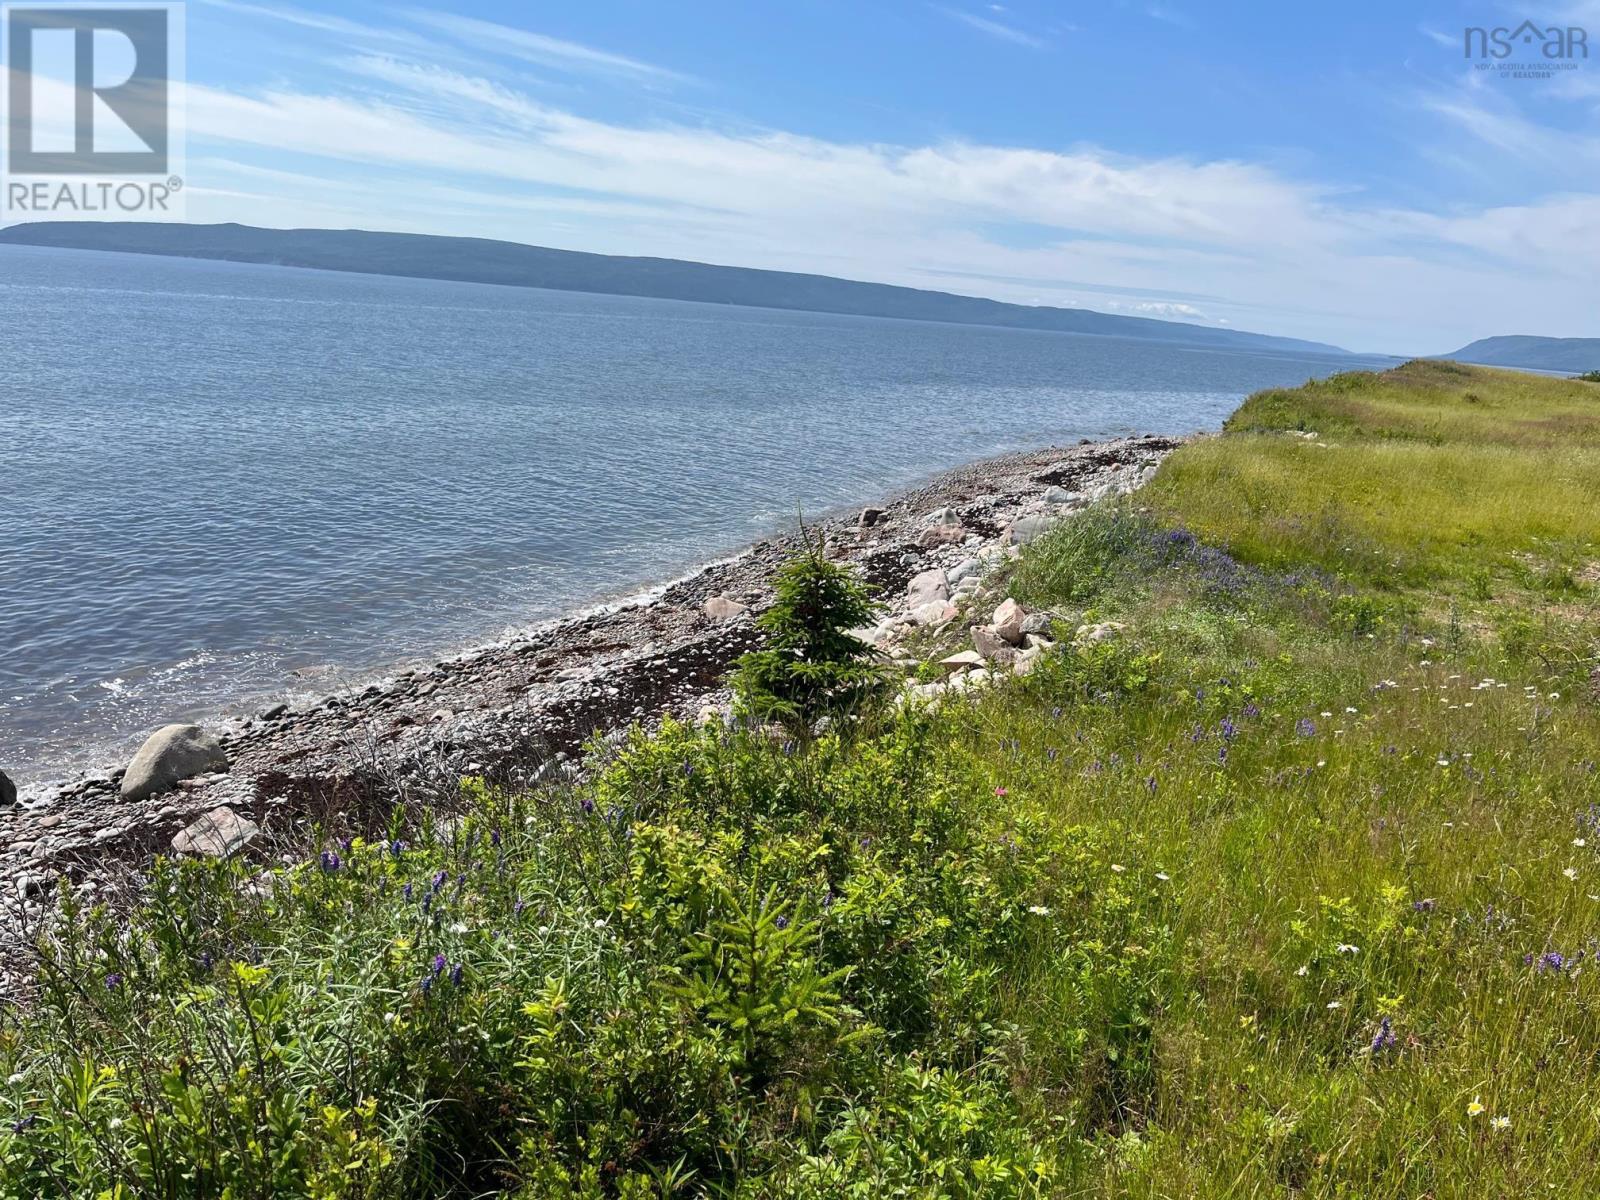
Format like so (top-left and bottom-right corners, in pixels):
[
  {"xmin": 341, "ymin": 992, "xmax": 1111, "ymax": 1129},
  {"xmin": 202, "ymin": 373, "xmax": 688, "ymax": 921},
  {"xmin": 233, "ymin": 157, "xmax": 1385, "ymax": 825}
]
[{"xmin": 4, "ymin": 5, "xmax": 171, "ymax": 175}]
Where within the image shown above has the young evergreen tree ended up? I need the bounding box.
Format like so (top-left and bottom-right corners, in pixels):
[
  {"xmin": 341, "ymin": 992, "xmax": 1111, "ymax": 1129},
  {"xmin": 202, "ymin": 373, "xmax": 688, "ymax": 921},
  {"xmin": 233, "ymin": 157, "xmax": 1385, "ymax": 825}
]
[{"xmin": 731, "ymin": 528, "xmax": 888, "ymax": 736}]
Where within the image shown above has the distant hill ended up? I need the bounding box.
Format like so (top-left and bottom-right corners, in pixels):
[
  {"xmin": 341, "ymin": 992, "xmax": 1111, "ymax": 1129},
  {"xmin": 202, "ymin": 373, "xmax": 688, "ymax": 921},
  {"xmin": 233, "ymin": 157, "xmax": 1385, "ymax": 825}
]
[
  {"xmin": 1445, "ymin": 335, "xmax": 1600, "ymax": 373},
  {"xmin": 0, "ymin": 221, "xmax": 1348, "ymax": 356}
]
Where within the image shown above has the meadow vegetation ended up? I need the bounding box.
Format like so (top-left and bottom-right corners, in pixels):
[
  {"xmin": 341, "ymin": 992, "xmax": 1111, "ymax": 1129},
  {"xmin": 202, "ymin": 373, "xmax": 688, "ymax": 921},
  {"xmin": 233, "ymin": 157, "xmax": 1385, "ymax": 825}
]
[{"xmin": 3, "ymin": 361, "xmax": 1598, "ymax": 1197}]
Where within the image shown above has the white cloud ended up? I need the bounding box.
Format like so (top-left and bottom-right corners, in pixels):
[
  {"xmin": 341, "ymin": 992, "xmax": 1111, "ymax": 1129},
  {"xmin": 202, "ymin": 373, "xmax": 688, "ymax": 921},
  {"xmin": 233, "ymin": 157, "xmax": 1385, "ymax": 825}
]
[
  {"xmin": 403, "ymin": 10, "xmax": 692, "ymax": 86},
  {"xmin": 938, "ymin": 6, "xmax": 1048, "ymax": 49}
]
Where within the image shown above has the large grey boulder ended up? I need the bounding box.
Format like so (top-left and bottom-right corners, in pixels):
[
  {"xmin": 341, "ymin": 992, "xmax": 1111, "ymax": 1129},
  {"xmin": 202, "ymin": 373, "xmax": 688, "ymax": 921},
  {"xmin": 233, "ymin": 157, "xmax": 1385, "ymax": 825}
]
[
  {"xmin": 172, "ymin": 807, "xmax": 258, "ymax": 858},
  {"xmin": 703, "ymin": 595, "xmax": 749, "ymax": 623},
  {"xmin": 121, "ymin": 724, "xmax": 229, "ymax": 801},
  {"xmin": 1006, "ymin": 514, "xmax": 1056, "ymax": 545},
  {"xmin": 906, "ymin": 569, "xmax": 949, "ymax": 609},
  {"xmin": 0, "ymin": 770, "xmax": 15, "ymax": 808}
]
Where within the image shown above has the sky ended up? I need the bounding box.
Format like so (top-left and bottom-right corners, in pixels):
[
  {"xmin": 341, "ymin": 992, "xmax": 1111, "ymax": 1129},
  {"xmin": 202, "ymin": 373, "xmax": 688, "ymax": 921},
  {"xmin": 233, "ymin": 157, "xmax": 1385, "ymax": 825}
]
[{"xmin": 16, "ymin": 0, "xmax": 1600, "ymax": 353}]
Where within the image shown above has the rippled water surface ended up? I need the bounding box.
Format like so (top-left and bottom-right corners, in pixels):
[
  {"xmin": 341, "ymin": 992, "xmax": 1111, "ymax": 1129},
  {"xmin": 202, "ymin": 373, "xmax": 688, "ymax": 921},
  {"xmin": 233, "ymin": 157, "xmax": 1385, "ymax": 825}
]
[{"xmin": 0, "ymin": 245, "xmax": 1386, "ymax": 787}]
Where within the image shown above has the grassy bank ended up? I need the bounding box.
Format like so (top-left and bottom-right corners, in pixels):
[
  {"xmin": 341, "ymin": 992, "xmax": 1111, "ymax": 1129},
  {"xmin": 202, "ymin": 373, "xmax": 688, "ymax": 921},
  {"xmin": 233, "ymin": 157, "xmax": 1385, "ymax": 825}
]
[{"xmin": 3, "ymin": 362, "xmax": 1598, "ymax": 1197}]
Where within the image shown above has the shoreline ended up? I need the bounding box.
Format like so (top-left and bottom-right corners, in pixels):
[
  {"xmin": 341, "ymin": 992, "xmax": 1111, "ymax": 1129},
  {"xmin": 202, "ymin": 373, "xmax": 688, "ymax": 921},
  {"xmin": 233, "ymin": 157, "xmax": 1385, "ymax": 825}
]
[{"xmin": 0, "ymin": 434, "xmax": 1182, "ymax": 942}]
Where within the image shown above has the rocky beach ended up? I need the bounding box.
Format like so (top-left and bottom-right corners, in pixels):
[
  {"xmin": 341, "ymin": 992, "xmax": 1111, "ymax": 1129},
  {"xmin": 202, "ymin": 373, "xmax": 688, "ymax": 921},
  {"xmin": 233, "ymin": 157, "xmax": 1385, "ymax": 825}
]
[{"xmin": 0, "ymin": 435, "xmax": 1178, "ymax": 987}]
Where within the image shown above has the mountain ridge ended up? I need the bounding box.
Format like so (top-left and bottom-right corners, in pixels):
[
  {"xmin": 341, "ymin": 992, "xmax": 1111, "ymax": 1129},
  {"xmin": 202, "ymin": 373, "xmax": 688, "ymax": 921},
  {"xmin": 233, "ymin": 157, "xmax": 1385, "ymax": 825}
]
[
  {"xmin": 0, "ymin": 221, "xmax": 1349, "ymax": 356},
  {"xmin": 1445, "ymin": 335, "xmax": 1600, "ymax": 373}
]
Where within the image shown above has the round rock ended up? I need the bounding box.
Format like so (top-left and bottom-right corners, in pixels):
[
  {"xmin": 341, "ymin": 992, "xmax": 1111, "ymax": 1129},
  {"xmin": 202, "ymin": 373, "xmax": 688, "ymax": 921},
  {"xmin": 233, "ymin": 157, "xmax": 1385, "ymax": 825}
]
[{"xmin": 120, "ymin": 724, "xmax": 230, "ymax": 802}]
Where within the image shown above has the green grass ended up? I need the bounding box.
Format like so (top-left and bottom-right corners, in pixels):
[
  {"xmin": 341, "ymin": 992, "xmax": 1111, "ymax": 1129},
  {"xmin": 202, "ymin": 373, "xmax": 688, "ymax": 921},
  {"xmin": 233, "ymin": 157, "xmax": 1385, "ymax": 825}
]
[{"xmin": 3, "ymin": 361, "xmax": 1600, "ymax": 1197}]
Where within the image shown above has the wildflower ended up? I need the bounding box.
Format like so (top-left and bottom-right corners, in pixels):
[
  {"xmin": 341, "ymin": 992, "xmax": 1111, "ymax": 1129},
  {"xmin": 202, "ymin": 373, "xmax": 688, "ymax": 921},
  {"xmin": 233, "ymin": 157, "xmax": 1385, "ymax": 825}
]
[
  {"xmin": 994, "ymin": 786, "xmax": 1008, "ymax": 797},
  {"xmin": 1565, "ymin": 867, "xmax": 1579, "ymax": 881},
  {"xmin": 431, "ymin": 870, "xmax": 448, "ymax": 893},
  {"xmin": 420, "ymin": 976, "xmax": 433, "ymax": 997},
  {"xmin": 1028, "ymin": 905, "xmax": 1052, "ymax": 916},
  {"xmin": 1370, "ymin": 1017, "xmax": 1396, "ymax": 1054},
  {"xmin": 389, "ymin": 839, "xmax": 407, "ymax": 858},
  {"xmin": 1110, "ymin": 863, "xmax": 1126, "ymax": 873},
  {"xmin": 1296, "ymin": 719, "xmax": 1316, "ymax": 737},
  {"xmin": 579, "ymin": 797, "xmax": 596, "ymax": 816},
  {"xmin": 1466, "ymin": 1097, "xmax": 1485, "ymax": 1117},
  {"xmin": 1320, "ymin": 711, "xmax": 1332, "ymax": 718},
  {"xmin": 1220, "ymin": 718, "xmax": 1238, "ymax": 740},
  {"xmin": 1155, "ymin": 871, "xmax": 1171, "ymax": 882},
  {"xmin": 513, "ymin": 899, "xmax": 527, "ymax": 916},
  {"xmin": 1538, "ymin": 952, "xmax": 1567, "ymax": 973},
  {"xmin": 1412, "ymin": 898, "xmax": 1435, "ymax": 913},
  {"xmin": 402, "ymin": 882, "xmax": 413, "ymax": 901},
  {"xmin": 1491, "ymin": 1115, "xmax": 1511, "ymax": 1130},
  {"xmin": 319, "ymin": 850, "xmax": 341, "ymax": 873},
  {"xmin": 1345, "ymin": 706, "xmax": 1358, "ymax": 714},
  {"xmin": 450, "ymin": 962, "xmax": 464, "ymax": 987},
  {"xmin": 1326, "ymin": 1000, "xmax": 1342, "ymax": 1009},
  {"xmin": 432, "ymin": 953, "xmax": 447, "ymax": 976},
  {"xmin": 1296, "ymin": 964, "xmax": 1310, "ymax": 977},
  {"xmin": 104, "ymin": 972, "xmax": 123, "ymax": 990},
  {"xmin": 1336, "ymin": 943, "xmax": 1359, "ymax": 955},
  {"xmin": 490, "ymin": 829, "xmax": 501, "ymax": 848},
  {"xmin": 449, "ymin": 921, "xmax": 468, "ymax": 934},
  {"xmin": 1576, "ymin": 838, "xmax": 1588, "ymax": 848},
  {"xmin": 10, "ymin": 1116, "xmax": 38, "ymax": 1134}
]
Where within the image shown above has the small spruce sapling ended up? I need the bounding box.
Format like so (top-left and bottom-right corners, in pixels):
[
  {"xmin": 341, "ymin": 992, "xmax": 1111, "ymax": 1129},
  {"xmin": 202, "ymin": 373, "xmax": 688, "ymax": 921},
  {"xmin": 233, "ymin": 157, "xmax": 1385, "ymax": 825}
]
[{"xmin": 731, "ymin": 526, "xmax": 888, "ymax": 737}]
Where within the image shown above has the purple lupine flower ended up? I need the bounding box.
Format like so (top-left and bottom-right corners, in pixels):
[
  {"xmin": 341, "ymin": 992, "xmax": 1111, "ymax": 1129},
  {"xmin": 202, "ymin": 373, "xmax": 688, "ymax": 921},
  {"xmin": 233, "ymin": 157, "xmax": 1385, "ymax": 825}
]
[
  {"xmin": 1243, "ymin": 703, "xmax": 1261, "ymax": 719},
  {"xmin": 1296, "ymin": 718, "xmax": 1316, "ymax": 737},
  {"xmin": 432, "ymin": 870, "xmax": 448, "ymax": 893},
  {"xmin": 1371, "ymin": 1017, "xmax": 1396, "ymax": 1054},
  {"xmin": 456, "ymin": 872, "xmax": 467, "ymax": 889},
  {"xmin": 432, "ymin": 953, "xmax": 447, "ymax": 975},
  {"xmin": 104, "ymin": 972, "xmax": 123, "ymax": 990},
  {"xmin": 421, "ymin": 892, "xmax": 433, "ymax": 915},
  {"xmin": 320, "ymin": 850, "xmax": 341, "ymax": 873},
  {"xmin": 579, "ymin": 797, "xmax": 596, "ymax": 816},
  {"xmin": 199, "ymin": 952, "xmax": 213, "ymax": 972},
  {"xmin": 681, "ymin": 761, "xmax": 695, "ymax": 779},
  {"xmin": 403, "ymin": 881, "xmax": 414, "ymax": 901},
  {"xmin": 1046, "ymin": 747, "xmax": 1058, "ymax": 762},
  {"xmin": 450, "ymin": 962, "xmax": 464, "ymax": 986},
  {"xmin": 1146, "ymin": 775, "xmax": 1158, "ymax": 794},
  {"xmin": 10, "ymin": 1116, "xmax": 39, "ymax": 1134},
  {"xmin": 1538, "ymin": 952, "xmax": 1567, "ymax": 973},
  {"xmin": 390, "ymin": 839, "xmax": 407, "ymax": 858},
  {"xmin": 1219, "ymin": 718, "xmax": 1238, "ymax": 740},
  {"xmin": 420, "ymin": 975, "xmax": 433, "ymax": 996},
  {"xmin": 513, "ymin": 899, "xmax": 527, "ymax": 916},
  {"xmin": 490, "ymin": 829, "xmax": 501, "ymax": 848},
  {"xmin": 339, "ymin": 837, "xmax": 353, "ymax": 854},
  {"xmin": 1412, "ymin": 898, "xmax": 1434, "ymax": 912},
  {"xmin": 1218, "ymin": 745, "xmax": 1229, "ymax": 765}
]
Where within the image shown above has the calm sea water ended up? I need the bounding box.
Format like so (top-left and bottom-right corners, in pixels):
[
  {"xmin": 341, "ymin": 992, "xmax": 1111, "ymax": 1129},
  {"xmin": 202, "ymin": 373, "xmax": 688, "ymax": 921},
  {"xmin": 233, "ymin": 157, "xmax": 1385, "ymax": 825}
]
[{"xmin": 0, "ymin": 244, "xmax": 1387, "ymax": 789}]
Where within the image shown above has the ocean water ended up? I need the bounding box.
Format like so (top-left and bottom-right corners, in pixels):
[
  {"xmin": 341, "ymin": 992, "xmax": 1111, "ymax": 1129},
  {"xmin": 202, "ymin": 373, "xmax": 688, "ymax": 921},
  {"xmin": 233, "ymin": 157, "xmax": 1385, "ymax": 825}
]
[{"xmin": 0, "ymin": 244, "xmax": 1387, "ymax": 789}]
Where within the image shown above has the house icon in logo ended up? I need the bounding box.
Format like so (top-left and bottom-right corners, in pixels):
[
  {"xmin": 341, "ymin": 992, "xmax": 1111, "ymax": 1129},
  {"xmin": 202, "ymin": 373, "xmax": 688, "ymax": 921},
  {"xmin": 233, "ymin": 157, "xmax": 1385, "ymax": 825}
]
[{"xmin": 1508, "ymin": 19, "xmax": 1543, "ymax": 46}]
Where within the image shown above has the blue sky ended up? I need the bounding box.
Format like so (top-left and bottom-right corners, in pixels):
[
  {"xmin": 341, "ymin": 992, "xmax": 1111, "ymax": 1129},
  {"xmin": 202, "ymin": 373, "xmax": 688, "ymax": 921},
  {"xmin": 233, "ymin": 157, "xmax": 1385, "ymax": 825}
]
[{"xmin": 132, "ymin": 2, "xmax": 1600, "ymax": 350}]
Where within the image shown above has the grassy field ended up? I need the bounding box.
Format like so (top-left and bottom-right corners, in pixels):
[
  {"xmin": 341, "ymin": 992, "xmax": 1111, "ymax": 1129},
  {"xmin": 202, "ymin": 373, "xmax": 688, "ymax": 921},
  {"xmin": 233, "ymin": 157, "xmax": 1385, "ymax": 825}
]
[{"xmin": 2, "ymin": 362, "xmax": 1598, "ymax": 1197}]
